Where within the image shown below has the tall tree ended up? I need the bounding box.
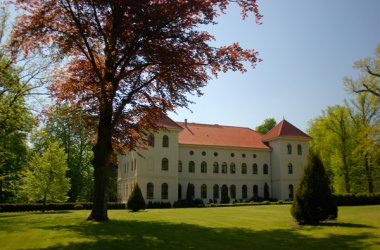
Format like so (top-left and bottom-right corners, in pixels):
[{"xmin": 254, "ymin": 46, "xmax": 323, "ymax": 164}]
[
  {"xmin": 344, "ymin": 43, "xmax": 380, "ymax": 97},
  {"xmin": 309, "ymin": 105, "xmax": 354, "ymax": 193},
  {"xmin": 21, "ymin": 141, "xmax": 70, "ymax": 211},
  {"xmin": 0, "ymin": 5, "xmax": 51, "ymax": 202},
  {"xmin": 346, "ymin": 93, "xmax": 380, "ymax": 193},
  {"xmin": 11, "ymin": 1, "xmax": 262, "ymax": 221},
  {"xmin": 255, "ymin": 118, "xmax": 277, "ymax": 134},
  {"xmin": 45, "ymin": 105, "xmax": 94, "ymax": 202}
]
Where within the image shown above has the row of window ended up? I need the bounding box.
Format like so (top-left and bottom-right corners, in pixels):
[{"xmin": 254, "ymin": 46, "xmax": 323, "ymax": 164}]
[
  {"xmin": 125, "ymin": 158, "xmax": 293, "ymax": 175},
  {"xmin": 175, "ymin": 160, "xmax": 270, "ymax": 174},
  {"xmin": 145, "ymin": 183, "xmax": 295, "ymax": 200},
  {"xmin": 189, "ymin": 151, "xmax": 257, "ymax": 158},
  {"xmin": 287, "ymin": 144, "xmax": 303, "ymax": 155},
  {"xmin": 147, "ymin": 134, "xmax": 303, "ymax": 157},
  {"xmin": 148, "ymin": 134, "xmax": 169, "ymax": 148}
]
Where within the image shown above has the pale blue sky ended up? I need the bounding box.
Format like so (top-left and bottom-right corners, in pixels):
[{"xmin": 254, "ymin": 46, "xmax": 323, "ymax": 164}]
[{"xmin": 168, "ymin": 0, "xmax": 380, "ymax": 132}]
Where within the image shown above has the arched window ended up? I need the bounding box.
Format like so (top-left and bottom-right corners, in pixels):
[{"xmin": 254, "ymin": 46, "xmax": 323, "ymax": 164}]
[
  {"xmin": 242, "ymin": 185, "xmax": 247, "ymax": 199},
  {"xmin": 221, "ymin": 185, "xmax": 228, "ymax": 201},
  {"xmin": 201, "ymin": 184, "xmax": 207, "ymax": 199},
  {"xmin": 221, "ymin": 162, "xmax": 227, "ymax": 173},
  {"xmin": 201, "ymin": 161, "xmax": 207, "ymax": 173},
  {"xmin": 178, "ymin": 160, "xmax": 182, "ymax": 172},
  {"xmin": 178, "ymin": 184, "xmax": 182, "ymax": 200},
  {"xmin": 162, "ymin": 135, "xmax": 169, "ymax": 148},
  {"xmin": 241, "ymin": 163, "xmax": 247, "ymax": 174},
  {"xmin": 186, "ymin": 183, "xmax": 195, "ymax": 200},
  {"xmin": 147, "ymin": 183, "xmax": 154, "ymax": 199},
  {"xmin": 253, "ymin": 164, "xmax": 258, "ymax": 174},
  {"xmin": 161, "ymin": 158, "xmax": 169, "ymax": 171},
  {"xmin": 297, "ymin": 144, "xmax": 302, "ymax": 155},
  {"xmin": 230, "ymin": 185, "xmax": 236, "ymax": 199},
  {"xmin": 148, "ymin": 133, "xmax": 155, "ymax": 147},
  {"xmin": 188, "ymin": 161, "xmax": 195, "ymax": 173},
  {"xmin": 287, "ymin": 144, "xmax": 292, "ymax": 154},
  {"xmin": 264, "ymin": 183, "xmax": 270, "ymax": 200},
  {"xmin": 289, "ymin": 184, "xmax": 294, "ymax": 200},
  {"xmin": 213, "ymin": 184, "xmax": 219, "ymax": 199},
  {"xmin": 161, "ymin": 183, "xmax": 168, "ymax": 199},
  {"xmin": 213, "ymin": 162, "xmax": 219, "ymax": 173},
  {"xmin": 288, "ymin": 163, "xmax": 293, "ymax": 174},
  {"xmin": 253, "ymin": 185, "xmax": 258, "ymax": 197},
  {"xmin": 263, "ymin": 164, "xmax": 269, "ymax": 175},
  {"xmin": 230, "ymin": 163, "xmax": 236, "ymax": 174}
]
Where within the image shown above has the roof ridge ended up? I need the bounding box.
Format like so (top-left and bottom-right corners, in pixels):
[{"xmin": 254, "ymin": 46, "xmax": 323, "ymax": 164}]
[{"xmin": 176, "ymin": 121, "xmax": 253, "ymax": 130}]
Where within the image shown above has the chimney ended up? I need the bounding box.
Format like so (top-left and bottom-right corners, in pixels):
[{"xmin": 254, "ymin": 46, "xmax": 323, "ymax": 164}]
[{"xmin": 185, "ymin": 119, "xmax": 187, "ymax": 127}]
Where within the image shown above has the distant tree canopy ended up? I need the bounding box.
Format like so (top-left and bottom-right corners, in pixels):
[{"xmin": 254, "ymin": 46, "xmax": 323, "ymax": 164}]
[
  {"xmin": 255, "ymin": 118, "xmax": 277, "ymax": 134},
  {"xmin": 309, "ymin": 93, "xmax": 379, "ymax": 193},
  {"xmin": 344, "ymin": 43, "xmax": 380, "ymax": 97},
  {"xmin": 21, "ymin": 141, "xmax": 70, "ymax": 211}
]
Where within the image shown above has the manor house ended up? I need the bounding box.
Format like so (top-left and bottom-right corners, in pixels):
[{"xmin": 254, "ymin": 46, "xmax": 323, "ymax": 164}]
[{"xmin": 117, "ymin": 116, "xmax": 311, "ymax": 204}]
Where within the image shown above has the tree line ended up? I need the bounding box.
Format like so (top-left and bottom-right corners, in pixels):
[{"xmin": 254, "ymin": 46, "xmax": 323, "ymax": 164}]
[{"xmin": 308, "ymin": 44, "xmax": 380, "ymax": 193}]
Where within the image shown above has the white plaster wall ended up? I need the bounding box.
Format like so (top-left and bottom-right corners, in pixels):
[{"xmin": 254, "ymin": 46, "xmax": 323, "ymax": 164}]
[
  {"xmin": 269, "ymin": 138, "xmax": 309, "ymax": 200},
  {"xmin": 117, "ymin": 129, "xmax": 310, "ymax": 204}
]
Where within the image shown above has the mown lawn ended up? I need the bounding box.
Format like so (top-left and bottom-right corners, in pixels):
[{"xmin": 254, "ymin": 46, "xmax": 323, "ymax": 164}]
[{"xmin": 0, "ymin": 205, "xmax": 379, "ymax": 249}]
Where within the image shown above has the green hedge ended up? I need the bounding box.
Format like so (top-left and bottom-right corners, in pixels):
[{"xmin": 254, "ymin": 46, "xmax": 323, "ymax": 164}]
[
  {"xmin": 333, "ymin": 193, "xmax": 380, "ymax": 206},
  {"xmin": 0, "ymin": 202, "xmax": 126, "ymax": 212}
]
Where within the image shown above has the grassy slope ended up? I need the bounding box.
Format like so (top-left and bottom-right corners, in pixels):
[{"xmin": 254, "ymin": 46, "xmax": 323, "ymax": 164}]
[{"xmin": 0, "ymin": 205, "xmax": 379, "ymax": 250}]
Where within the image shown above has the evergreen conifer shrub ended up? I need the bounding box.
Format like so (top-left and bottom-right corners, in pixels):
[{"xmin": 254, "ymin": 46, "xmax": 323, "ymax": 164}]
[
  {"xmin": 127, "ymin": 184, "xmax": 146, "ymax": 212},
  {"xmin": 291, "ymin": 152, "xmax": 337, "ymax": 225}
]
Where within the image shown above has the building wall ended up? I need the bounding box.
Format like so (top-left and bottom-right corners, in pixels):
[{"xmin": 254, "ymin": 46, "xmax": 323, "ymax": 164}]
[
  {"xmin": 269, "ymin": 138, "xmax": 309, "ymax": 200},
  {"xmin": 118, "ymin": 131, "xmax": 310, "ymax": 204},
  {"xmin": 178, "ymin": 145, "xmax": 271, "ymax": 202},
  {"xmin": 118, "ymin": 129, "xmax": 180, "ymax": 203}
]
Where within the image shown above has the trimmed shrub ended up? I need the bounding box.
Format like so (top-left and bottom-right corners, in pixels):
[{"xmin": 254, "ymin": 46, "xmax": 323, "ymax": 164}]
[
  {"xmin": 127, "ymin": 184, "xmax": 146, "ymax": 212},
  {"xmin": 333, "ymin": 193, "xmax": 380, "ymax": 206},
  {"xmin": 173, "ymin": 199, "xmax": 204, "ymax": 208},
  {"xmin": 291, "ymin": 152, "xmax": 337, "ymax": 225},
  {"xmin": 147, "ymin": 201, "xmax": 172, "ymax": 209},
  {"xmin": 0, "ymin": 202, "xmax": 125, "ymax": 212}
]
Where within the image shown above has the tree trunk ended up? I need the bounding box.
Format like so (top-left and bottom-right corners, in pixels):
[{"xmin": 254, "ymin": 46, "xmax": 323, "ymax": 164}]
[
  {"xmin": 43, "ymin": 194, "xmax": 47, "ymax": 212},
  {"xmin": 364, "ymin": 154, "xmax": 374, "ymax": 193},
  {"xmin": 342, "ymin": 153, "xmax": 351, "ymax": 193},
  {"xmin": 0, "ymin": 179, "xmax": 3, "ymax": 203},
  {"xmin": 87, "ymin": 103, "xmax": 114, "ymax": 221}
]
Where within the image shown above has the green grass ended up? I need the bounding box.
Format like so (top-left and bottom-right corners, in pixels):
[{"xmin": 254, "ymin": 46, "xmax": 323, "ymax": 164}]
[{"xmin": 0, "ymin": 205, "xmax": 379, "ymax": 249}]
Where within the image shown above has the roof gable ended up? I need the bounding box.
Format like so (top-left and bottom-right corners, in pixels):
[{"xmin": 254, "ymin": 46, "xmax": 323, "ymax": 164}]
[
  {"xmin": 154, "ymin": 114, "xmax": 183, "ymax": 130},
  {"xmin": 262, "ymin": 120, "xmax": 311, "ymax": 141}
]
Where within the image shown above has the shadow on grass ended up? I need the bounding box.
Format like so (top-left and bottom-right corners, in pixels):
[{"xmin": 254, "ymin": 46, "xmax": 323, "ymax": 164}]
[
  {"xmin": 36, "ymin": 219, "xmax": 376, "ymax": 250},
  {"xmin": 31, "ymin": 211, "xmax": 73, "ymax": 215},
  {"xmin": 318, "ymin": 222, "xmax": 375, "ymax": 229}
]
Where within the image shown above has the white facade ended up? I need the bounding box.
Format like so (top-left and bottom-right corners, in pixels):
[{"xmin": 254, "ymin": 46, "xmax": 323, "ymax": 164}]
[{"xmin": 117, "ymin": 120, "xmax": 311, "ymax": 204}]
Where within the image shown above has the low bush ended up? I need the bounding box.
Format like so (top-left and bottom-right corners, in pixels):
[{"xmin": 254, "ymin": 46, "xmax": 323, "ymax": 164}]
[
  {"xmin": 333, "ymin": 193, "xmax": 380, "ymax": 206},
  {"xmin": 0, "ymin": 202, "xmax": 126, "ymax": 212},
  {"xmin": 173, "ymin": 199, "xmax": 204, "ymax": 208},
  {"xmin": 147, "ymin": 201, "xmax": 172, "ymax": 209}
]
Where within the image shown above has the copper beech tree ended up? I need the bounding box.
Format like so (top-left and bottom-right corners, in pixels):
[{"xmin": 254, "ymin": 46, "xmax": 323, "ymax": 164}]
[{"xmin": 11, "ymin": 0, "xmax": 262, "ymax": 221}]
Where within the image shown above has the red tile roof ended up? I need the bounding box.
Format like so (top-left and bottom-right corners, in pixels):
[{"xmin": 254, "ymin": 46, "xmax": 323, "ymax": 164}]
[
  {"xmin": 262, "ymin": 119, "xmax": 311, "ymax": 141},
  {"xmin": 154, "ymin": 115, "xmax": 183, "ymax": 130},
  {"xmin": 177, "ymin": 122, "xmax": 270, "ymax": 149}
]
